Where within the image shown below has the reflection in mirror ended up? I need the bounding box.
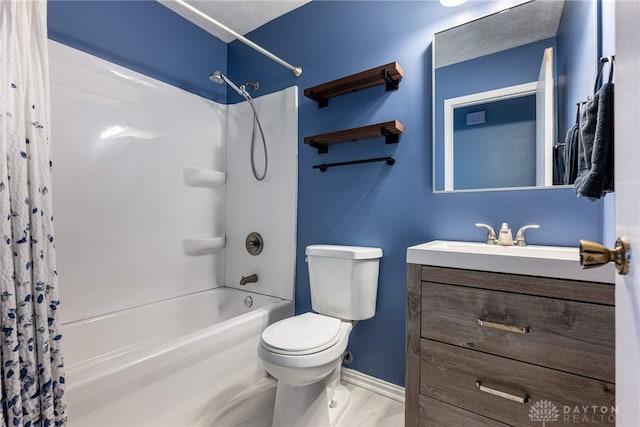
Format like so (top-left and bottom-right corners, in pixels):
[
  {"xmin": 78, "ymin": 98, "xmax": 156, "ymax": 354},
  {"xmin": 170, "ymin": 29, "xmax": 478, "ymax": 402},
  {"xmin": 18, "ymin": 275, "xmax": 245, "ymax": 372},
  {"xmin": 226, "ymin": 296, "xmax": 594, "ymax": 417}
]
[{"xmin": 433, "ymin": 0, "xmax": 597, "ymax": 192}]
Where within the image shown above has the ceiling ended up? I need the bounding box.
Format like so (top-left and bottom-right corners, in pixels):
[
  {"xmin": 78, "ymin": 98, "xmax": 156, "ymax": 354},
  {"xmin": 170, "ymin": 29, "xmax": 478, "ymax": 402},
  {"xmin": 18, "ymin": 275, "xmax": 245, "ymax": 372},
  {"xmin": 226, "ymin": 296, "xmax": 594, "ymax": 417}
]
[
  {"xmin": 159, "ymin": 0, "xmax": 310, "ymax": 43},
  {"xmin": 434, "ymin": 0, "xmax": 565, "ymax": 68}
]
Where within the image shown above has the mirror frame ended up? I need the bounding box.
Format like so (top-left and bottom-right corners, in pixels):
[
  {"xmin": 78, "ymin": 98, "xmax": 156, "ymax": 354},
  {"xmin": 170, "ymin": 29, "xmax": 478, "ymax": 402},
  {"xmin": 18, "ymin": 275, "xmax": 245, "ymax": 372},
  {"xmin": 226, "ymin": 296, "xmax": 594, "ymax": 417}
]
[{"xmin": 431, "ymin": 0, "xmax": 598, "ymax": 193}]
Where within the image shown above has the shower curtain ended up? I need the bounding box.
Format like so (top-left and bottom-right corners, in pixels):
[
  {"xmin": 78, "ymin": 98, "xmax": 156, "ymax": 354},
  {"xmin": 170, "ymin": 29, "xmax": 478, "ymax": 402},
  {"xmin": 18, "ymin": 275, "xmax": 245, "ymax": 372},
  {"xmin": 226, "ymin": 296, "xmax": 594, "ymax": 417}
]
[{"xmin": 0, "ymin": 1, "xmax": 67, "ymax": 425}]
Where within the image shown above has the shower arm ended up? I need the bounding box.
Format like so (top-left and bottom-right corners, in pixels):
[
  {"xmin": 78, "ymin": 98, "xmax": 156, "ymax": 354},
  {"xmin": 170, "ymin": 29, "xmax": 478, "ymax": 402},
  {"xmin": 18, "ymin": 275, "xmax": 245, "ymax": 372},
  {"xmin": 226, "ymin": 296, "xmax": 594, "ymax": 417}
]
[
  {"xmin": 173, "ymin": 0, "xmax": 303, "ymax": 78},
  {"xmin": 217, "ymin": 72, "xmax": 248, "ymax": 97}
]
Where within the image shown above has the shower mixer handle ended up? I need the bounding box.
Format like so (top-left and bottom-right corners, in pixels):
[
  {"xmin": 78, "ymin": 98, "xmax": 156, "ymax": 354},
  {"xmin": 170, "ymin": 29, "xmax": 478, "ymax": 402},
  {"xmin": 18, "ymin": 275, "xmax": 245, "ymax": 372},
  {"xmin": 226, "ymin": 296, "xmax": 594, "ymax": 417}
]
[{"xmin": 245, "ymin": 232, "xmax": 264, "ymax": 255}]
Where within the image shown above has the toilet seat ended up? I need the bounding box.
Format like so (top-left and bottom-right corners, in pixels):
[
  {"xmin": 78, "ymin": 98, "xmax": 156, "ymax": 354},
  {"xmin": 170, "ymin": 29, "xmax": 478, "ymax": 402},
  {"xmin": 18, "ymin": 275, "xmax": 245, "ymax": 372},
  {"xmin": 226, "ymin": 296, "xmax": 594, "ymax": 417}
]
[
  {"xmin": 259, "ymin": 319, "xmax": 353, "ymax": 371},
  {"xmin": 261, "ymin": 313, "xmax": 342, "ymax": 355}
]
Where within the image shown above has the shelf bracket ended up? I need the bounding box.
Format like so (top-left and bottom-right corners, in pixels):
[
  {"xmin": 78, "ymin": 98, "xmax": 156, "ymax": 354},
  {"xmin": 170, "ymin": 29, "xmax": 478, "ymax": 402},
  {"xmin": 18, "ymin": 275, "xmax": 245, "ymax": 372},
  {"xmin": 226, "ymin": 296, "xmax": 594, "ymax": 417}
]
[
  {"xmin": 381, "ymin": 127, "xmax": 400, "ymax": 144},
  {"xmin": 308, "ymin": 90, "xmax": 329, "ymax": 109},
  {"xmin": 309, "ymin": 141, "xmax": 329, "ymax": 154},
  {"xmin": 381, "ymin": 69, "xmax": 400, "ymax": 91}
]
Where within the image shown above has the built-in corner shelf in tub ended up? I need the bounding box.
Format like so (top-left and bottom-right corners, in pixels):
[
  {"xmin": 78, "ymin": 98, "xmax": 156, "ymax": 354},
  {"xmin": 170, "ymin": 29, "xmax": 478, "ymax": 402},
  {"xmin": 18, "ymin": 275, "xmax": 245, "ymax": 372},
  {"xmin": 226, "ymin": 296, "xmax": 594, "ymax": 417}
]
[
  {"xmin": 183, "ymin": 167, "xmax": 225, "ymax": 187},
  {"xmin": 183, "ymin": 237, "xmax": 225, "ymax": 255}
]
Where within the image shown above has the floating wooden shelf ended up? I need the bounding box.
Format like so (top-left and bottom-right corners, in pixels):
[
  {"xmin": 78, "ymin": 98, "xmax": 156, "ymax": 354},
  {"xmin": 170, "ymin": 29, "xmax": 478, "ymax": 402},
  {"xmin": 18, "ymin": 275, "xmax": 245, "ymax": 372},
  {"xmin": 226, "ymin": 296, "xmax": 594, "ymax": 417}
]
[
  {"xmin": 304, "ymin": 62, "xmax": 404, "ymax": 108},
  {"xmin": 304, "ymin": 120, "xmax": 404, "ymax": 154}
]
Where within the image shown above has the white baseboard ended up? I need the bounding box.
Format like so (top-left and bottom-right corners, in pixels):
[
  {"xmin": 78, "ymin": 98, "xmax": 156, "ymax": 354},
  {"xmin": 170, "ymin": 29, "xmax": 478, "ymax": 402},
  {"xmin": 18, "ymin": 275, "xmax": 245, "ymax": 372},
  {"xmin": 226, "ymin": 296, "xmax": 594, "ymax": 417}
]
[{"xmin": 341, "ymin": 367, "xmax": 405, "ymax": 403}]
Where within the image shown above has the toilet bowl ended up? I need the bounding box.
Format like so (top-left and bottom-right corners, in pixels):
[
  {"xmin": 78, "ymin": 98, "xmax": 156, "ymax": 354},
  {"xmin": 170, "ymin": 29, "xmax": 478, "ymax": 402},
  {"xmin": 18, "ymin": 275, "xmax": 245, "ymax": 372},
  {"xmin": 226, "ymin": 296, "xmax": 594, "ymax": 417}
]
[
  {"xmin": 259, "ymin": 313, "xmax": 352, "ymax": 382},
  {"xmin": 258, "ymin": 313, "xmax": 353, "ymax": 426},
  {"xmin": 258, "ymin": 245, "xmax": 382, "ymax": 427}
]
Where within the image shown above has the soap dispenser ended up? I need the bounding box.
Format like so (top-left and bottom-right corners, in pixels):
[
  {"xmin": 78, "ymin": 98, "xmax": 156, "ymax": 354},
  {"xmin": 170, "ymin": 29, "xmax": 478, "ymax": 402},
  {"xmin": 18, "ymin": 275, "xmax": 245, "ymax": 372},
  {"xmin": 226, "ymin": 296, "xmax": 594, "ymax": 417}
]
[{"xmin": 497, "ymin": 223, "xmax": 514, "ymax": 246}]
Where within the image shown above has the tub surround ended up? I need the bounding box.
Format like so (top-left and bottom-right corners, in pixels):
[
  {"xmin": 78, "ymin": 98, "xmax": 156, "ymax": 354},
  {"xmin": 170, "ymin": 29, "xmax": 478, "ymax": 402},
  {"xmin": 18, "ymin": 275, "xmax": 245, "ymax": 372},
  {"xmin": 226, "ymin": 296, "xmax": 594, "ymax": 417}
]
[
  {"xmin": 50, "ymin": 38, "xmax": 297, "ymax": 321},
  {"xmin": 50, "ymin": 36, "xmax": 298, "ymax": 424},
  {"xmin": 50, "ymin": 39, "xmax": 227, "ymax": 323},
  {"xmin": 183, "ymin": 167, "xmax": 226, "ymax": 188},
  {"xmin": 225, "ymin": 86, "xmax": 298, "ymax": 300}
]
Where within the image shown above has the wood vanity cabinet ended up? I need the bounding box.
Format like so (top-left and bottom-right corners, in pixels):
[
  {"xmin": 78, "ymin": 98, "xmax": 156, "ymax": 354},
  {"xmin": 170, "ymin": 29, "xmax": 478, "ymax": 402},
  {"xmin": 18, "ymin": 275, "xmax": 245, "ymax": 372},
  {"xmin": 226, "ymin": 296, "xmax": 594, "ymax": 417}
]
[{"xmin": 406, "ymin": 264, "xmax": 615, "ymax": 427}]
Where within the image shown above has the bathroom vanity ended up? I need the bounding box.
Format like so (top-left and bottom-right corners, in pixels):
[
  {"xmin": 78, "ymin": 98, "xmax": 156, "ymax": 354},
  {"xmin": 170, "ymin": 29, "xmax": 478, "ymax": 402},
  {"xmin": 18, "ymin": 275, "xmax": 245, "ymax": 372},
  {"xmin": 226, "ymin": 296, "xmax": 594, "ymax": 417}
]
[{"xmin": 406, "ymin": 241, "xmax": 615, "ymax": 427}]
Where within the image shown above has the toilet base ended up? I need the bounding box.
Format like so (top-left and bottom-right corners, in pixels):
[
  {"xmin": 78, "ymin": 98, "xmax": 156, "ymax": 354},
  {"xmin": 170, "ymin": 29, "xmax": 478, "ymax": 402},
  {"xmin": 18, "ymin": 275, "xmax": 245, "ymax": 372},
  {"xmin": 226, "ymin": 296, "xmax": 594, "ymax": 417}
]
[
  {"xmin": 271, "ymin": 376, "xmax": 350, "ymax": 427},
  {"xmin": 328, "ymin": 384, "xmax": 350, "ymax": 425}
]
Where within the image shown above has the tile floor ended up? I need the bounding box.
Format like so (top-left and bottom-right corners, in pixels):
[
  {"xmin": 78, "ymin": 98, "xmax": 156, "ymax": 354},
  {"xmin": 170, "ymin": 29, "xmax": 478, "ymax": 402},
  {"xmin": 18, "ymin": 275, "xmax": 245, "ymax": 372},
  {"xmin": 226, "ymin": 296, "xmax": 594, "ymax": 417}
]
[
  {"xmin": 196, "ymin": 376, "xmax": 404, "ymax": 426},
  {"xmin": 335, "ymin": 383, "xmax": 404, "ymax": 427}
]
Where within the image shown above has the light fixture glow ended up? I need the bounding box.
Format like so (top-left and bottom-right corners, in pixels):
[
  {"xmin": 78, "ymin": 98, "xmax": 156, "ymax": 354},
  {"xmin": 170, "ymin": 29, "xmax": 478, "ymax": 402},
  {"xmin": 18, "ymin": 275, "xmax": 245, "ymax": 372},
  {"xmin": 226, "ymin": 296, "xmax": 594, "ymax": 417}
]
[
  {"xmin": 99, "ymin": 125, "xmax": 156, "ymax": 141},
  {"xmin": 440, "ymin": 0, "xmax": 468, "ymax": 7},
  {"xmin": 100, "ymin": 125, "xmax": 128, "ymax": 140}
]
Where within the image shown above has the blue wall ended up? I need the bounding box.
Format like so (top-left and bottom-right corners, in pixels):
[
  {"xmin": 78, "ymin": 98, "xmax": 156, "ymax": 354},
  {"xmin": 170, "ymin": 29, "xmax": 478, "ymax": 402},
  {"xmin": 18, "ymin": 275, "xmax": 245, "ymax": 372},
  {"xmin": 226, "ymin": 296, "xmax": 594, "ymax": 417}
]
[
  {"xmin": 47, "ymin": 1, "xmax": 228, "ymax": 102},
  {"xmin": 557, "ymin": 0, "xmax": 598, "ymax": 137},
  {"xmin": 454, "ymin": 96, "xmax": 537, "ymax": 190},
  {"xmin": 228, "ymin": 0, "xmax": 605, "ymax": 386}
]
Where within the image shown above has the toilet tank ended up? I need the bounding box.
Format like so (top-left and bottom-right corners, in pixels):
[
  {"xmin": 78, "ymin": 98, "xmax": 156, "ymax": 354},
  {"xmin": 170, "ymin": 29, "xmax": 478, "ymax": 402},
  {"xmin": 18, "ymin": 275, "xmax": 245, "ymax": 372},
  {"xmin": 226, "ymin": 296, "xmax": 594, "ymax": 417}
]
[{"xmin": 306, "ymin": 245, "xmax": 383, "ymax": 321}]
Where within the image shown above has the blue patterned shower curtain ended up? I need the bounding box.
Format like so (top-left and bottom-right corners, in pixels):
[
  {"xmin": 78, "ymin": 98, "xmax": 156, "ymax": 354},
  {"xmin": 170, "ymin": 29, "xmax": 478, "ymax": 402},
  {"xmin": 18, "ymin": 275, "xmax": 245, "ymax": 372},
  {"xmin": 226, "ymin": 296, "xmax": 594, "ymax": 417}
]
[{"xmin": 0, "ymin": 1, "xmax": 67, "ymax": 425}]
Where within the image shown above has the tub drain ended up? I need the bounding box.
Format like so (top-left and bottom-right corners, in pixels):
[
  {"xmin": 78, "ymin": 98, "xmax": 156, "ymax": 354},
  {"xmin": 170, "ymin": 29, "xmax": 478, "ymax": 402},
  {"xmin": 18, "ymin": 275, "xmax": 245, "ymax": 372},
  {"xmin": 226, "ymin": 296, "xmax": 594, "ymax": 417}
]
[{"xmin": 244, "ymin": 296, "xmax": 254, "ymax": 308}]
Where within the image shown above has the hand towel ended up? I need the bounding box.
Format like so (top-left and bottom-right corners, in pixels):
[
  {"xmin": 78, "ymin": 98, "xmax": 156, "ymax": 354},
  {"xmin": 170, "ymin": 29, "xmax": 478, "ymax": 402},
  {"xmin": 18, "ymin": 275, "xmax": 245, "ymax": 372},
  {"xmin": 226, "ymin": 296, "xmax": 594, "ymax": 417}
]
[
  {"xmin": 563, "ymin": 105, "xmax": 581, "ymax": 184},
  {"xmin": 553, "ymin": 143, "xmax": 565, "ymax": 185},
  {"xmin": 573, "ymin": 81, "xmax": 614, "ymax": 200}
]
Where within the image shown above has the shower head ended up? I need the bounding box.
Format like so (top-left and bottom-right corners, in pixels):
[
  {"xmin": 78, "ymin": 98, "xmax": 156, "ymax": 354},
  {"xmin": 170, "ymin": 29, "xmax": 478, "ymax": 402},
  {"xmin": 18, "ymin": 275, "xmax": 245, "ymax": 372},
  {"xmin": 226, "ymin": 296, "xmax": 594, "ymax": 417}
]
[
  {"xmin": 209, "ymin": 70, "xmax": 224, "ymax": 85},
  {"xmin": 209, "ymin": 70, "xmax": 250, "ymax": 100}
]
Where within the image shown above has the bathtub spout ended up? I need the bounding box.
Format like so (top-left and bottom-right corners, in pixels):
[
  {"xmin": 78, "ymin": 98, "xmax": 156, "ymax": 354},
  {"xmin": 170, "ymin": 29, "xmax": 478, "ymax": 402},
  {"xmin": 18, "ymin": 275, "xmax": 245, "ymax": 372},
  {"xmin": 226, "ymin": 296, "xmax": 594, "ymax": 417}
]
[{"xmin": 240, "ymin": 274, "xmax": 258, "ymax": 286}]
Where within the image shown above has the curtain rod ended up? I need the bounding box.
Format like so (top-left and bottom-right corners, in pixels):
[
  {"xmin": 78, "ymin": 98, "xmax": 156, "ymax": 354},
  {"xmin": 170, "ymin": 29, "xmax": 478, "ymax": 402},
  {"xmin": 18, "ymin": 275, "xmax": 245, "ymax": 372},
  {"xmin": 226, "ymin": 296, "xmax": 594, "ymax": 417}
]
[{"xmin": 173, "ymin": 0, "xmax": 303, "ymax": 77}]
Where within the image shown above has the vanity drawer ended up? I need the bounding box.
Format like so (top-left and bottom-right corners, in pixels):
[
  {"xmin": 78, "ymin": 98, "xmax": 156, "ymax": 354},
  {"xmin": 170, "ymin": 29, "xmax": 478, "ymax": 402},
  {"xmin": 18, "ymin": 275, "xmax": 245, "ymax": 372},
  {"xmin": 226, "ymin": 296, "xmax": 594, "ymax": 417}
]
[
  {"xmin": 421, "ymin": 282, "xmax": 614, "ymax": 382},
  {"xmin": 421, "ymin": 340, "xmax": 615, "ymax": 426},
  {"xmin": 420, "ymin": 395, "xmax": 511, "ymax": 427},
  {"xmin": 421, "ymin": 266, "xmax": 614, "ymax": 305}
]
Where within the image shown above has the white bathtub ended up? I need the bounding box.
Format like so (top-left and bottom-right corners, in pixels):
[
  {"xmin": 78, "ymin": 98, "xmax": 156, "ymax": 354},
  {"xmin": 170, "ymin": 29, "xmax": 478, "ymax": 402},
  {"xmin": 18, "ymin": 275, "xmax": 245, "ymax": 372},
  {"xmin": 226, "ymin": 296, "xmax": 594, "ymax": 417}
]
[{"xmin": 62, "ymin": 287, "xmax": 293, "ymax": 426}]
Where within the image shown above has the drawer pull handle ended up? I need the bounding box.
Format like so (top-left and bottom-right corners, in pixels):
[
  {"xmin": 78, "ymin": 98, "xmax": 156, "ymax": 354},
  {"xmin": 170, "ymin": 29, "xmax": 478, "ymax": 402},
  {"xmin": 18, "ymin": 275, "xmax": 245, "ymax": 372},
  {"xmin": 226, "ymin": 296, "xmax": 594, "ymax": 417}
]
[
  {"xmin": 478, "ymin": 318, "xmax": 531, "ymax": 334},
  {"xmin": 476, "ymin": 381, "xmax": 530, "ymax": 404}
]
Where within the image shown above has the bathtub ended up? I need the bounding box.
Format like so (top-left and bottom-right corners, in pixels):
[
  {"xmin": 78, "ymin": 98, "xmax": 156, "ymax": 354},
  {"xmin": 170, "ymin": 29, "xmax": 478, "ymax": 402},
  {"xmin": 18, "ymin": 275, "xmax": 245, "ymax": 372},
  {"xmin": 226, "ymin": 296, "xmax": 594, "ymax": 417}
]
[{"xmin": 62, "ymin": 287, "xmax": 293, "ymax": 426}]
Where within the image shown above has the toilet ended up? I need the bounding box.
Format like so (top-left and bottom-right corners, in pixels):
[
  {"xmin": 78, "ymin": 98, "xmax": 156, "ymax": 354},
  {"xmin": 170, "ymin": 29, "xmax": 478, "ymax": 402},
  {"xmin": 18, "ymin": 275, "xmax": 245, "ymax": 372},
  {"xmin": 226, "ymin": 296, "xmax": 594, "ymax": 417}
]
[{"xmin": 258, "ymin": 244, "xmax": 383, "ymax": 427}]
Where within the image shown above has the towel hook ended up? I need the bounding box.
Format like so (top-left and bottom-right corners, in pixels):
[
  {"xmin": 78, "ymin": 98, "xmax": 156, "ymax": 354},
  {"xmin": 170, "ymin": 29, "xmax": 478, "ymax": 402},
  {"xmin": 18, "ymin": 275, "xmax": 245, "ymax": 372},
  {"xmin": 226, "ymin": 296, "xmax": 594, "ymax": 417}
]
[{"xmin": 593, "ymin": 55, "xmax": 615, "ymax": 92}]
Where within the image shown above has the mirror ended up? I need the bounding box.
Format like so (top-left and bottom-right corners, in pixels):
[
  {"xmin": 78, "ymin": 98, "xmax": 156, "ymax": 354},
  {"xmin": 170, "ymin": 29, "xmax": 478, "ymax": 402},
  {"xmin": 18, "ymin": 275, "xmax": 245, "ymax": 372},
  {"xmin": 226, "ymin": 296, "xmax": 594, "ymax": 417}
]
[{"xmin": 433, "ymin": 0, "xmax": 598, "ymax": 192}]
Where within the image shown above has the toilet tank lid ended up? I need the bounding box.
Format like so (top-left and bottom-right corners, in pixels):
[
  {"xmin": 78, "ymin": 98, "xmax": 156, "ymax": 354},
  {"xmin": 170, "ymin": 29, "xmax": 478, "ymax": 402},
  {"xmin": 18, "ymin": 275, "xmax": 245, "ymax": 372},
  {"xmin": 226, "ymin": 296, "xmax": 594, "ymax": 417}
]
[{"xmin": 306, "ymin": 245, "xmax": 383, "ymax": 259}]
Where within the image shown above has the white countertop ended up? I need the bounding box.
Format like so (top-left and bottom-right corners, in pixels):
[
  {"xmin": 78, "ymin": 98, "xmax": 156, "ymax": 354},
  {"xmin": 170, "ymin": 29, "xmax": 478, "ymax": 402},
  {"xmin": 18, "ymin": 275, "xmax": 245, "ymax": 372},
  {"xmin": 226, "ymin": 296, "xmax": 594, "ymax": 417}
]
[{"xmin": 407, "ymin": 240, "xmax": 615, "ymax": 284}]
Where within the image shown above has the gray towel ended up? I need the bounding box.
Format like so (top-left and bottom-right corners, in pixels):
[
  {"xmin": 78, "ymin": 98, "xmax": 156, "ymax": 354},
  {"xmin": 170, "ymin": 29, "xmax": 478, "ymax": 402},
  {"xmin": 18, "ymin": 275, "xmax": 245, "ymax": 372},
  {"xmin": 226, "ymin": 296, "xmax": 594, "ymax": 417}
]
[
  {"xmin": 553, "ymin": 143, "xmax": 565, "ymax": 185},
  {"xmin": 563, "ymin": 113, "xmax": 580, "ymax": 185},
  {"xmin": 574, "ymin": 82, "xmax": 614, "ymax": 200}
]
